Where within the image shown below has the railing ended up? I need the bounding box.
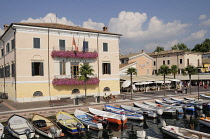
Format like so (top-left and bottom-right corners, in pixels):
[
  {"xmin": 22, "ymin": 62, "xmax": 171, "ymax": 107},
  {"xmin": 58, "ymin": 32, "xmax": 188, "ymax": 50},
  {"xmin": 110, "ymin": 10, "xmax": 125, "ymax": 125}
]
[
  {"xmin": 53, "ymin": 46, "xmax": 97, "ymax": 53},
  {"xmin": 54, "ymin": 74, "xmax": 97, "ymax": 79}
]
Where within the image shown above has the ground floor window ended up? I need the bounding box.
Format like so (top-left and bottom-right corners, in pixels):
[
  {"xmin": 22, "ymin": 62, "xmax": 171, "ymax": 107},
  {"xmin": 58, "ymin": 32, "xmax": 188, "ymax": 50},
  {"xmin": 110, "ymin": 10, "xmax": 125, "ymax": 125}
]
[
  {"xmin": 72, "ymin": 89, "xmax": 80, "ymax": 94},
  {"xmin": 32, "ymin": 62, "xmax": 44, "ymax": 76},
  {"xmin": 102, "ymin": 63, "xmax": 111, "ymax": 74},
  {"xmin": 33, "ymin": 91, "xmax": 43, "ymax": 96},
  {"xmin": 71, "ymin": 62, "xmax": 79, "ymax": 78},
  {"xmin": 104, "ymin": 87, "xmax": 110, "ymax": 91}
]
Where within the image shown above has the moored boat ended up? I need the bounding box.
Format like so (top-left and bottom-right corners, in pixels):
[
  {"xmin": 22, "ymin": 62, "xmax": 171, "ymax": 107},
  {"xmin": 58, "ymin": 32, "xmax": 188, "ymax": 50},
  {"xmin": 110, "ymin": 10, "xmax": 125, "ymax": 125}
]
[
  {"xmin": 74, "ymin": 109, "xmax": 104, "ymax": 130},
  {"xmin": 199, "ymin": 116, "xmax": 210, "ymax": 127},
  {"xmin": 155, "ymin": 99, "xmax": 184, "ymax": 113},
  {"xmin": 0, "ymin": 123, "xmax": 4, "ymax": 138},
  {"xmin": 89, "ymin": 107, "xmax": 127, "ymax": 125},
  {"xmin": 7, "ymin": 114, "xmax": 35, "ymax": 139},
  {"xmin": 56, "ymin": 111, "xmax": 85, "ymax": 134},
  {"xmin": 120, "ymin": 104, "xmax": 158, "ymax": 118},
  {"xmin": 104, "ymin": 105, "xmax": 144, "ymax": 120},
  {"xmin": 32, "ymin": 113, "xmax": 63, "ymax": 138},
  {"xmin": 162, "ymin": 125, "xmax": 210, "ymax": 139}
]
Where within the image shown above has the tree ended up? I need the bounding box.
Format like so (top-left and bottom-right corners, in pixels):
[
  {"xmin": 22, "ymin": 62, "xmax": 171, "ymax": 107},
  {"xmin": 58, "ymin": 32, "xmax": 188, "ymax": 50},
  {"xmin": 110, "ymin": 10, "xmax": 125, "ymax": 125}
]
[
  {"xmin": 171, "ymin": 43, "xmax": 190, "ymax": 51},
  {"xmin": 184, "ymin": 65, "xmax": 197, "ymax": 93},
  {"xmin": 171, "ymin": 65, "xmax": 178, "ymax": 79},
  {"xmin": 158, "ymin": 65, "xmax": 171, "ymax": 96},
  {"xmin": 79, "ymin": 64, "xmax": 94, "ymax": 101},
  {"xmin": 154, "ymin": 46, "xmax": 164, "ymax": 52},
  {"xmin": 191, "ymin": 38, "xmax": 210, "ymax": 52},
  {"xmin": 126, "ymin": 67, "xmax": 137, "ymax": 100}
]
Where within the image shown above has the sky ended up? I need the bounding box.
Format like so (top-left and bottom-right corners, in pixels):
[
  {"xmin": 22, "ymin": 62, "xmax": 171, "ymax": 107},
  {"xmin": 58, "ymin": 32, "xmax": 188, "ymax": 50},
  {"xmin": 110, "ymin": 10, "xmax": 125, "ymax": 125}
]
[{"xmin": 0, "ymin": 0, "xmax": 210, "ymax": 54}]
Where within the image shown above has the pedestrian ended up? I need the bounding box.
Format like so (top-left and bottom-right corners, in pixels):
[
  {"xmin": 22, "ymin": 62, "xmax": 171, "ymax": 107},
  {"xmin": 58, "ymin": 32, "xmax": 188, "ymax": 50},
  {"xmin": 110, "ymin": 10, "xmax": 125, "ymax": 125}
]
[{"xmin": 204, "ymin": 84, "xmax": 207, "ymax": 91}]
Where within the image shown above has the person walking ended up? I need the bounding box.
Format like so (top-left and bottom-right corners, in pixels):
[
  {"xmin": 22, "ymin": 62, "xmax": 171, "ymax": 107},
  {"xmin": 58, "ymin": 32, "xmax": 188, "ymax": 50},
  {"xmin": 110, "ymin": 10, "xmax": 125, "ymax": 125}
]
[{"xmin": 204, "ymin": 84, "xmax": 208, "ymax": 91}]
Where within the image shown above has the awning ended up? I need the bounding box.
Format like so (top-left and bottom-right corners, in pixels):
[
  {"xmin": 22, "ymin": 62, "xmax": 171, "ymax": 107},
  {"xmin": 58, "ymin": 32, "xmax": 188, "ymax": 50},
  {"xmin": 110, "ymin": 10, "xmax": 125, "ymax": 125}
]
[
  {"xmin": 122, "ymin": 80, "xmax": 131, "ymax": 88},
  {"xmin": 135, "ymin": 82, "xmax": 144, "ymax": 85},
  {"xmin": 170, "ymin": 79, "xmax": 180, "ymax": 82},
  {"xmin": 154, "ymin": 81, "xmax": 164, "ymax": 84}
]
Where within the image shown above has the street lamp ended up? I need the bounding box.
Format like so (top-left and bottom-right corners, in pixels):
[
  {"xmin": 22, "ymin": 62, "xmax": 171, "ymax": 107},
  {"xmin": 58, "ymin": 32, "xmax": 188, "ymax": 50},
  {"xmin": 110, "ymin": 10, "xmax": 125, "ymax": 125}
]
[{"xmin": 197, "ymin": 67, "xmax": 202, "ymax": 100}]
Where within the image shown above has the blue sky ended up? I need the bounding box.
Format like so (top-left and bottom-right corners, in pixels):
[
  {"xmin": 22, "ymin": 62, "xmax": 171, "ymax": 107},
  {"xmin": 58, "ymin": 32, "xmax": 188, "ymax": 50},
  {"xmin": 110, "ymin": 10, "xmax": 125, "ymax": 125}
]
[{"xmin": 0, "ymin": 0, "xmax": 210, "ymax": 54}]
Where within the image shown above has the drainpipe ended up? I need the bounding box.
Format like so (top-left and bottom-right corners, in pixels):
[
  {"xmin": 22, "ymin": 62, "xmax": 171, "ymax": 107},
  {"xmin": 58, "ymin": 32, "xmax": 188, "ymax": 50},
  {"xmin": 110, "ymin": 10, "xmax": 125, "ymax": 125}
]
[
  {"xmin": 0, "ymin": 38, "xmax": 5, "ymax": 94},
  {"xmin": 48, "ymin": 28, "xmax": 51, "ymax": 101},
  {"xmin": 97, "ymin": 33, "xmax": 100, "ymax": 97},
  {"xmin": 12, "ymin": 28, "xmax": 17, "ymax": 101}
]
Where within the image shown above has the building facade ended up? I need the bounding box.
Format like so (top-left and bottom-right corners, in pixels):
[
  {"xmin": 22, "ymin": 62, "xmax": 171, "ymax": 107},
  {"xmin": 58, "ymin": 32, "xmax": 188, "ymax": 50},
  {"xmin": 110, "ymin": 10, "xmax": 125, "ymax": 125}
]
[
  {"xmin": 0, "ymin": 23, "xmax": 121, "ymax": 102},
  {"xmin": 147, "ymin": 50, "xmax": 202, "ymax": 75}
]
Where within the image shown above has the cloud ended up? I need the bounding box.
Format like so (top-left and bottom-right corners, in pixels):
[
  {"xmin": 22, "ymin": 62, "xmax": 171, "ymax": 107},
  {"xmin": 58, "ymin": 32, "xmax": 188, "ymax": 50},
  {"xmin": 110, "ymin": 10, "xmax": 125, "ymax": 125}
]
[
  {"xmin": 0, "ymin": 28, "xmax": 4, "ymax": 36},
  {"xmin": 183, "ymin": 30, "xmax": 207, "ymax": 42},
  {"xmin": 145, "ymin": 40, "xmax": 179, "ymax": 51},
  {"xmin": 200, "ymin": 19, "xmax": 210, "ymax": 26},
  {"xmin": 108, "ymin": 11, "xmax": 189, "ymax": 41},
  {"xmin": 82, "ymin": 19, "xmax": 104, "ymax": 31},
  {"xmin": 20, "ymin": 13, "xmax": 75, "ymax": 26},
  {"xmin": 199, "ymin": 14, "xmax": 207, "ymax": 20}
]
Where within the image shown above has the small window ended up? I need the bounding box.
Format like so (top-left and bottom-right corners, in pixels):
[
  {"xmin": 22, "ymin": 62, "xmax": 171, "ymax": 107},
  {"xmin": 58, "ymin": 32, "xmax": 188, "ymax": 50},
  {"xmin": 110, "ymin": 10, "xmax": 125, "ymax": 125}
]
[
  {"xmin": 102, "ymin": 63, "xmax": 111, "ymax": 74},
  {"xmin": 59, "ymin": 40, "xmax": 65, "ymax": 51},
  {"xmin": 33, "ymin": 38, "xmax": 40, "ymax": 48},
  {"xmin": 163, "ymin": 60, "xmax": 165, "ymax": 65},
  {"xmin": 147, "ymin": 69, "xmax": 149, "ymax": 74},
  {"xmin": 60, "ymin": 62, "xmax": 66, "ymax": 75},
  {"xmin": 11, "ymin": 39, "xmax": 15, "ymax": 50},
  {"xmin": 167, "ymin": 60, "xmax": 170, "ymax": 65},
  {"xmin": 83, "ymin": 41, "xmax": 89, "ymax": 52},
  {"xmin": 1, "ymin": 49, "xmax": 4, "ymax": 57},
  {"xmin": 154, "ymin": 61, "xmax": 156, "ymax": 66},
  {"xmin": 180, "ymin": 59, "xmax": 182, "ymax": 64},
  {"xmin": 104, "ymin": 87, "xmax": 110, "ymax": 92},
  {"xmin": 33, "ymin": 91, "xmax": 43, "ymax": 96},
  {"xmin": 72, "ymin": 89, "xmax": 80, "ymax": 94},
  {"xmin": 187, "ymin": 59, "xmax": 189, "ymax": 66},
  {"xmin": 103, "ymin": 43, "xmax": 108, "ymax": 52},
  {"xmin": 6, "ymin": 43, "xmax": 10, "ymax": 53},
  {"xmin": 32, "ymin": 62, "xmax": 44, "ymax": 76}
]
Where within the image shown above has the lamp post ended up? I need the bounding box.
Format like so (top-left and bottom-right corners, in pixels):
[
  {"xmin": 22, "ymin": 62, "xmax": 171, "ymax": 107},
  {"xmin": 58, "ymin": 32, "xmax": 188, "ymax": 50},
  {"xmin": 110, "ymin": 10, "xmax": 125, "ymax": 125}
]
[{"xmin": 198, "ymin": 70, "xmax": 199, "ymax": 100}]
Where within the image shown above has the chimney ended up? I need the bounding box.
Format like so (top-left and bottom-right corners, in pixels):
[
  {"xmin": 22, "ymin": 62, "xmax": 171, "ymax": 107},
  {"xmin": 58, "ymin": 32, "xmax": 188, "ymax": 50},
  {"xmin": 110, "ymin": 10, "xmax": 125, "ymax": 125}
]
[
  {"xmin": 103, "ymin": 26, "xmax": 108, "ymax": 32},
  {"xmin": 141, "ymin": 50, "xmax": 145, "ymax": 53},
  {"xmin": 4, "ymin": 24, "xmax": 9, "ymax": 31}
]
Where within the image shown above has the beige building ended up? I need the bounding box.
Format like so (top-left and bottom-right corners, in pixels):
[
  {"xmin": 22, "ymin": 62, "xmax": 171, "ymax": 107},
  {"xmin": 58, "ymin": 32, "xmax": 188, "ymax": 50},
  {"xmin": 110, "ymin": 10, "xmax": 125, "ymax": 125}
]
[
  {"xmin": 147, "ymin": 50, "xmax": 202, "ymax": 75},
  {"xmin": 0, "ymin": 23, "xmax": 121, "ymax": 102},
  {"xmin": 119, "ymin": 51, "xmax": 154, "ymax": 76}
]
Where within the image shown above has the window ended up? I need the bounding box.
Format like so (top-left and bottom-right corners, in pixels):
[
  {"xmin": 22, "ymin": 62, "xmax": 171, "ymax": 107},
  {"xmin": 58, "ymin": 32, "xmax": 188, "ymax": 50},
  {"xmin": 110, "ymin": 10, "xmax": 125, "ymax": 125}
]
[
  {"xmin": 198, "ymin": 59, "xmax": 200, "ymax": 67},
  {"xmin": 71, "ymin": 62, "xmax": 79, "ymax": 78},
  {"xmin": 187, "ymin": 59, "xmax": 189, "ymax": 66},
  {"xmin": 72, "ymin": 89, "xmax": 80, "ymax": 94},
  {"xmin": 6, "ymin": 43, "xmax": 10, "ymax": 53},
  {"xmin": 180, "ymin": 59, "xmax": 182, "ymax": 64},
  {"xmin": 11, "ymin": 39, "xmax": 15, "ymax": 50},
  {"xmin": 5, "ymin": 65, "xmax": 10, "ymax": 77},
  {"xmin": 154, "ymin": 61, "xmax": 156, "ymax": 66},
  {"xmin": 33, "ymin": 38, "xmax": 40, "ymax": 48},
  {"xmin": 102, "ymin": 63, "xmax": 111, "ymax": 74},
  {"xmin": 60, "ymin": 62, "xmax": 66, "ymax": 75},
  {"xmin": 83, "ymin": 41, "xmax": 88, "ymax": 52},
  {"xmin": 1, "ymin": 49, "xmax": 4, "ymax": 57},
  {"xmin": 32, "ymin": 62, "xmax": 44, "ymax": 76},
  {"xmin": 0, "ymin": 67, "xmax": 4, "ymax": 78},
  {"xmin": 12, "ymin": 63, "xmax": 15, "ymax": 77},
  {"xmin": 147, "ymin": 69, "xmax": 149, "ymax": 74},
  {"xmin": 163, "ymin": 60, "xmax": 165, "ymax": 65},
  {"xmin": 59, "ymin": 40, "xmax": 65, "ymax": 51},
  {"xmin": 167, "ymin": 60, "xmax": 170, "ymax": 65},
  {"xmin": 103, "ymin": 87, "xmax": 110, "ymax": 92},
  {"xmin": 146, "ymin": 62, "xmax": 149, "ymax": 65},
  {"xmin": 33, "ymin": 91, "xmax": 43, "ymax": 97},
  {"xmin": 103, "ymin": 43, "xmax": 108, "ymax": 52}
]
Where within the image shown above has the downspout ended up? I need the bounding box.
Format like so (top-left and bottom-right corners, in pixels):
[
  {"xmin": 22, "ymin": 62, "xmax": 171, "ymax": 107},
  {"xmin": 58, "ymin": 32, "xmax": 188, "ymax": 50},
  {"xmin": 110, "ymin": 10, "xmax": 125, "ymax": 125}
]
[
  {"xmin": 177, "ymin": 53, "xmax": 179, "ymax": 74},
  {"xmin": 0, "ymin": 39, "xmax": 5, "ymax": 94},
  {"xmin": 12, "ymin": 28, "xmax": 17, "ymax": 101},
  {"xmin": 97, "ymin": 33, "xmax": 100, "ymax": 97},
  {"xmin": 48, "ymin": 28, "xmax": 51, "ymax": 101}
]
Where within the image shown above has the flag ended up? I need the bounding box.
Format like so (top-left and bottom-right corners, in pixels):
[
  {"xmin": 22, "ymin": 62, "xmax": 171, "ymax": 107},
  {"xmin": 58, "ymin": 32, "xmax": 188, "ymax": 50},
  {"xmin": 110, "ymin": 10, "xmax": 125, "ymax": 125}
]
[{"xmin": 72, "ymin": 37, "xmax": 77, "ymax": 51}]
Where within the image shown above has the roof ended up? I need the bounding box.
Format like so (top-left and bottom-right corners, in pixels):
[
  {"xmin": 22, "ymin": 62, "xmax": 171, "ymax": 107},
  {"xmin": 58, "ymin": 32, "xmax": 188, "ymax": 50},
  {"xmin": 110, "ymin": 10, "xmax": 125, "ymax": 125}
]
[
  {"xmin": 119, "ymin": 52, "xmax": 143, "ymax": 59},
  {"xmin": 147, "ymin": 50, "xmax": 185, "ymax": 56},
  {"xmin": 119, "ymin": 62, "xmax": 136, "ymax": 69},
  {"xmin": 1, "ymin": 23, "xmax": 122, "ymax": 38},
  {"xmin": 202, "ymin": 58, "xmax": 210, "ymax": 64}
]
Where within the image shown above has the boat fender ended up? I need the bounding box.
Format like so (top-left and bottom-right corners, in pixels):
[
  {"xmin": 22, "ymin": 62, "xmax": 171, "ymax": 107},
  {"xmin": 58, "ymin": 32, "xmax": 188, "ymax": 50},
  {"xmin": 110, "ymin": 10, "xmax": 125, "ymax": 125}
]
[
  {"xmin": 35, "ymin": 134, "xmax": 39, "ymax": 138},
  {"xmin": 25, "ymin": 129, "xmax": 31, "ymax": 137},
  {"xmin": 60, "ymin": 133, "xmax": 65, "ymax": 137},
  {"xmin": 76, "ymin": 123, "xmax": 83, "ymax": 132}
]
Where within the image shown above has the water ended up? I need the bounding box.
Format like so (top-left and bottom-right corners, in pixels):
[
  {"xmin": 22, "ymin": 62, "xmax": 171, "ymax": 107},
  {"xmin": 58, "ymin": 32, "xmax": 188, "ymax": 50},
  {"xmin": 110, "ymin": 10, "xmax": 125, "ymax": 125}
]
[{"xmin": 2, "ymin": 110, "xmax": 210, "ymax": 139}]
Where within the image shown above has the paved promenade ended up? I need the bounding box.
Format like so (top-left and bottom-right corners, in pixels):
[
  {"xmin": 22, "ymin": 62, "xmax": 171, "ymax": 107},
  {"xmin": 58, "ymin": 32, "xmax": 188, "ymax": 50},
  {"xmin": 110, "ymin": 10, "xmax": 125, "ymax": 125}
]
[{"xmin": 0, "ymin": 86, "xmax": 208, "ymax": 115}]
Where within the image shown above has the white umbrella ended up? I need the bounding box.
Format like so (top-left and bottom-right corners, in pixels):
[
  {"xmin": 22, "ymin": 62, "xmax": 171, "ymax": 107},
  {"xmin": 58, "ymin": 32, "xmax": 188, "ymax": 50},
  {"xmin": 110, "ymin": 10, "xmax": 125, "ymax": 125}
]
[
  {"xmin": 170, "ymin": 79, "xmax": 180, "ymax": 82},
  {"xmin": 154, "ymin": 81, "xmax": 164, "ymax": 84},
  {"xmin": 122, "ymin": 80, "xmax": 131, "ymax": 88},
  {"xmin": 135, "ymin": 82, "xmax": 144, "ymax": 85},
  {"xmin": 165, "ymin": 81, "xmax": 171, "ymax": 83}
]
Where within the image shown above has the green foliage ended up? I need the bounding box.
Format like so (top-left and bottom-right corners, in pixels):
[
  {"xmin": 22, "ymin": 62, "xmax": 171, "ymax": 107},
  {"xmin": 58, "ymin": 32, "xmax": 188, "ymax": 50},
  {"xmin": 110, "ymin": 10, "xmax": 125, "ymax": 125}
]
[
  {"xmin": 191, "ymin": 38, "xmax": 210, "ymax": 52},
  {"xmin": 171, "ymin": 65, "xmax": 178, "ymax": 78},
  {"xmin": 126, "ymin": 67, "xmax": 137, "ymax": 75},
  {"xmin": 153, "ymin": 46, "xmax": 164, "ymax": 52},
  {"xmin": 158, "ymin": 65, "xmax": 171, "ymax": 75},
  {"xmin": 79, "ymin": 64, "xmax": 94, "ymax": 80},
  {"xmin": 184, "ymin": 65, "xmax": 197, "ymax": 75},
  {"xmin": 171, "ymin": 43, "xmax": 190, "ymax": 51}
]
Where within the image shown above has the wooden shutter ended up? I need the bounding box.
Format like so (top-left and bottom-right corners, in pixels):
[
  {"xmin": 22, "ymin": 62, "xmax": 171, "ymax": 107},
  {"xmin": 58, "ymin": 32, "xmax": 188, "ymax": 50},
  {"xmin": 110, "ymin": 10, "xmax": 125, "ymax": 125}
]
[
  {"xmin": 102, "ymin": 63, "xmax": 104, "ymax": 74},
  {"xmin": 40, "ymin": 62, "xmax": 44, "ymax": 76},
  {"xmin": 32, "ymin": 62, "xmax": 35, "ymax": 76},
  {"xmin": 108, "ymin": 63, "xmax": 111, "ymax": 74},
  {"xmin": 33, "ymin": 38, "xmax": 40, "ymax": 48},
  {"xmin": 59, "ymin": 40, "xmax": 65, "ymax": 51}
]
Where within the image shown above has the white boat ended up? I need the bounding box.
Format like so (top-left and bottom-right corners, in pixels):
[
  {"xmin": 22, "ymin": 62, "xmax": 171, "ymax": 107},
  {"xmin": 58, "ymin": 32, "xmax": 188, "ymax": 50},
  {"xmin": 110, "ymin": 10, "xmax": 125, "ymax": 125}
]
[
  {"xmin": 0, "ymin": 123, "xmax": 4, "ymax": 138},
  {"xmin": 7, "ymin": 114, "xmax": 35, "ymax": 139},
  {"xmin": 200, "ymin": 94, "xmax": 210, "ymax": 99},
  {"xmin": 199, "ymin": 116, "xmax": 210, "ymax": 127},
  {"xmin": 104, "ymin": 105, "xmax": 144, "ymax": 120},
  {"xmin": 74, "ymin": 109, "xmax": 104, "ymax": 130},
  {"xmin": 120, "ymin": 104, "xmax": 158, "ymax": 118},
  {"xmin": 162, "ymin": 125, "xmax": 210, "ymax": 139},
  {"xmin": 89, "ymin": 107, "xmax": 127, "ymax": 125},
  {"xmin": 133, "ymin": 102, "xmax": 163, "ymax": 116},
  {"xmin": 32, "ymin": 113, "xmax": 63, "ymax": 138}
]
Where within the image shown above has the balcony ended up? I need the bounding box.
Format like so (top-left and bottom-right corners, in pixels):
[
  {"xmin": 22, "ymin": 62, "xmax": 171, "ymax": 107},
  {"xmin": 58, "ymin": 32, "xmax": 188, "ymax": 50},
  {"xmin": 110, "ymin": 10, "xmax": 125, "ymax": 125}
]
[
  {"xmin": 51, "ymin": 46, "xmax": 98, "ymax": 59},
  {"xmin": 52, "ymin": 75, "xmax": 100, "ymax": 86}
]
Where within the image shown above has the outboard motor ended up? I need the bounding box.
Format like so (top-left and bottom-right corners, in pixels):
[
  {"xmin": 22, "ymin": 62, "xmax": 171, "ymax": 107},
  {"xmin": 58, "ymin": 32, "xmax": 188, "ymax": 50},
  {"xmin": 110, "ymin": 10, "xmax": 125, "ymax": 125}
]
[
  {"xmin": 25, "ymin": 129, "xmax": 31, "ymax": 139},
  {"xmin": 76, "ymin": 123, "xmax": 83, "ymax": 133},
  {"xmin": 102, "ymin": 119, "xmax": 109, "ymax": 129},
  {"xmin": 50, "ymin": 126, "xmax": 58, "ymax": 138},
  {"xmin": 121, "ymin": 115, "xmax": 126, "ymax": 125},
  {"xmin": 136, "ymin": 130, "xmax": 146, "ymax": 138}
]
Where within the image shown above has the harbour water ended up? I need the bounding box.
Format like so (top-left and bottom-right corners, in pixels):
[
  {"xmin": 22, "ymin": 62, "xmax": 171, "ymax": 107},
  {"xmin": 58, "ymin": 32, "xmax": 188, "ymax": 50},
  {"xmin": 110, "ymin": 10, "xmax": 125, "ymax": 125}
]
[{"xmin": 2, "ymin": 110, "xmax": 210, "ymax": 139}]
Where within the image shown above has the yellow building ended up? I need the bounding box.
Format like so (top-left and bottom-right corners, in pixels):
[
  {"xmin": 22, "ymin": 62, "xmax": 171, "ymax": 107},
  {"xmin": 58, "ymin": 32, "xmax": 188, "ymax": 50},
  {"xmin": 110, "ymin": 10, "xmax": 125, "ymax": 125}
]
[{"xmin": 0, "ymin": 23, "xmax": 121, "ymax": 102}]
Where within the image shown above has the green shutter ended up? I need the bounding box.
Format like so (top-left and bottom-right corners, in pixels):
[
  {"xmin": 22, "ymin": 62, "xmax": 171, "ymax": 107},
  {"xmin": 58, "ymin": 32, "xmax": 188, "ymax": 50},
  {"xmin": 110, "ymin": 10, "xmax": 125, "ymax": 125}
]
[
  {"xmin": 102, "ymin": 63, "xmax": 104, "ymax": 74},
  {"xmin": 32, "ymin": 62, "xmax": 35, "ymax": 76},
  {"xmin": 108, "ymin": 63, "xmax": 111, "ymax": 74},
  {"xmin": 59, "ymin": 40, "xmax": 65, "ymax": 51},
  {"xmin": 40, "ymin": 62, "xmax": 44, "ymax": 76}
]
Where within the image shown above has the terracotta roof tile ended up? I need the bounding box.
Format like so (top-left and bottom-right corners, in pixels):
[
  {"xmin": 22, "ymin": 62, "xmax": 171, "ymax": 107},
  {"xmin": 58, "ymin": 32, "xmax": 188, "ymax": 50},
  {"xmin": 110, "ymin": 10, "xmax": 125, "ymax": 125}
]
[{"xmin": 119, "ymin": 52, "xmax": 143, "ymax": 59}]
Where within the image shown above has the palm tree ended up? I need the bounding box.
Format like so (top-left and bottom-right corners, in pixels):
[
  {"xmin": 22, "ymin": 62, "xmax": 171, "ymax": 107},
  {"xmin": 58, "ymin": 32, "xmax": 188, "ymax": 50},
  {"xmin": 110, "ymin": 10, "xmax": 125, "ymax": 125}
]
[
  {"xmin": 126, "ymin": 67, "xmax": 137, "ymax": 100},
  {"xmin": 184, "ymin": 65, "xmax": 197, "ymax": 93},
  {"xmin": 171, "ymin": 65, "xmax": 178, "ymax": 79},
  {"xmin": 79, "ymin": 64, "xmax": 94, "ymax": 101},
  {"xmin": 158, "ymin": 65, "xmax": 171, "ymax": 96}
]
